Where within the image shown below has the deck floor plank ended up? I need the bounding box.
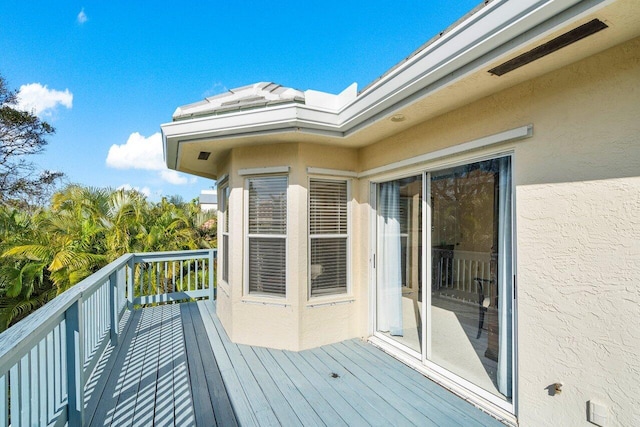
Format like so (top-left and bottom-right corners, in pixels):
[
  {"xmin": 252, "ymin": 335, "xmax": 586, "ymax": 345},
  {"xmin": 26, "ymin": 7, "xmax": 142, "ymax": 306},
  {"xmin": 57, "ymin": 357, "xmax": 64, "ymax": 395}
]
[
  {"xmin": 329, "ymin": 342, "xmax": 463, "ymax": 426},
  {"xmin": 131, "ymin": 305, "xmax": 164, "ymax": 427},
  {"xmin": 152, "ymin": 305, "xmax": 177, "ymax": 427},
  {"xmin": 206, "ymin": 311, "xmax": 281, "ymax": 426},
  {"xmin": 87, "ymin": 301, "xmax": 505, "ymax": 427},
  {"xmin": 180, "ymin": 304, "xmax": 216, "ymax": 426},
  {"xmin": 281, "ymin": 349, "xmax": 372, "ymax": 426},
  {"xmin": 237, "ymin": 345, "xmax": 304, "ymax": 426},
  {"xmin": 254, "ymin": 346, "xmax": 331, "ymax": 427},
  {"xmin": 86, "ymin": 310, "xmax": 140, "ymax": 426},
  {"xmin": 264, "ymin": 348, "xmax": 349, "ymax": 427},
  {"xmin": 349, "ymin": 339, "xmax": 504, "ymax": 426},
  {"xmin": 197, "ymin": 301, "xmax": 258, "ymax": 427},
  {"xmin": 186, "ymin": 303, "xmax": 238, "ymax": 427},
  {"xmin": 295, "ymin": 348, "xmax": 394, "ymax": 426}
]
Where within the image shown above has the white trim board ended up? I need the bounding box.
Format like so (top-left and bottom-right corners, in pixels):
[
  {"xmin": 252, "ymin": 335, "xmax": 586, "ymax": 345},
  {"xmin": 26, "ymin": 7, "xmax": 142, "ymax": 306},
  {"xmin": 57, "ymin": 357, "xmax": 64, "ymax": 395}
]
[
  {"xmin": 358, "ymin": 125, "xmax": 532, "ymax": 178},
  {"xmin": 238, "ymin": 166, "xmax": 290, "ymax": 176},
  {"xmin": 306, "ymin": 167, "xmax": 357, "ymax": 178}
]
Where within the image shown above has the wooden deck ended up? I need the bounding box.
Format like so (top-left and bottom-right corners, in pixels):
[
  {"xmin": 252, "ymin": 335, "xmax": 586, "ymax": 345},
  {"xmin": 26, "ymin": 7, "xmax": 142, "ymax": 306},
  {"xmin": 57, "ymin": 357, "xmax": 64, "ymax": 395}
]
[{"xmin": 85, "ymin": 301, "xmax": 503, "ymax": 426}]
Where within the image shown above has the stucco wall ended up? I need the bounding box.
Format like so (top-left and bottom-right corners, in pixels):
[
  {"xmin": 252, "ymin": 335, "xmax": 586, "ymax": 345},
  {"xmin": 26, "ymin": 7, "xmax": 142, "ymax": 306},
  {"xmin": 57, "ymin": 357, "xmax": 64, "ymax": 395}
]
[
  {"xmin": 218, "ymin": 143, "xmax": 361, "ymax": 350},
  {"xmin": 357, "ymin": 37, "xmax": 640, "ymax": 426}
]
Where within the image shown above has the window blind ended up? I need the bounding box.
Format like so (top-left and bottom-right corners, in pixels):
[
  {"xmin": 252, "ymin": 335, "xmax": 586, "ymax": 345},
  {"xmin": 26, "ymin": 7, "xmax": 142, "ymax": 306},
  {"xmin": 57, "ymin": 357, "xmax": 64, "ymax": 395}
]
[
  {"xmin": 309, "ymin": 179, "xmax": 348, "ymax": 297},
  {"xmin": 247, "ymin": 176, "xmax": 287, "ymax": 296}
]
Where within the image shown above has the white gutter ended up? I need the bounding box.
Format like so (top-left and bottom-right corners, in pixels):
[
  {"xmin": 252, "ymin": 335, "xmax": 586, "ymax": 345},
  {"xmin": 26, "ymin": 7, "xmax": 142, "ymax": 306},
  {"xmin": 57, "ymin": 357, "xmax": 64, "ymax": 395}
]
[{"xmin": 162, "ymin": 0, "xmax": 611, "ymax": 170}]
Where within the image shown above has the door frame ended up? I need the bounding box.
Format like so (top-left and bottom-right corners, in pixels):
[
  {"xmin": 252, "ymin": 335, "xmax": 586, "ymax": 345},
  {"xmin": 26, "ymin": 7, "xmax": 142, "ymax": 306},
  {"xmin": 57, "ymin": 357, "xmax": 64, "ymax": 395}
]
[{"xmin": 368, "ymin": 150, "xmax": 518, "ymax": 417}]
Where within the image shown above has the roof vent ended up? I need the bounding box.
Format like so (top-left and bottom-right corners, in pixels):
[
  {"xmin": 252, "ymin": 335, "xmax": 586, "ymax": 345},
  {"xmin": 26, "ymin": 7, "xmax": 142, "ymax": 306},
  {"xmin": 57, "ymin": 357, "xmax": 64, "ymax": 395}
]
[
  {"xmin": 488, "ymin": 19, "xmax": 608, "ymax": 76},
  {"xmin": 198, "ymin": 151, "xmax": 211, "ymax": 160}
]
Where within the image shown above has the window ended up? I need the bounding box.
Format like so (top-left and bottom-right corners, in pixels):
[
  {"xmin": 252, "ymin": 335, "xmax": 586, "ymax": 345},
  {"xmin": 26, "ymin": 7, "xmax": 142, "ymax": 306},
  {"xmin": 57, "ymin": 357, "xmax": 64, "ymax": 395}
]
[
  {"xmin": 247, "ymin": 176, "xmax": 287, "ymax": 296},
  {"xmin": 220, "ymin": 185, "xmax": 229, "ymax": 283},
  {"xmin": 309, "ymin": 178, "xmax": 348, "ymax": 297}
]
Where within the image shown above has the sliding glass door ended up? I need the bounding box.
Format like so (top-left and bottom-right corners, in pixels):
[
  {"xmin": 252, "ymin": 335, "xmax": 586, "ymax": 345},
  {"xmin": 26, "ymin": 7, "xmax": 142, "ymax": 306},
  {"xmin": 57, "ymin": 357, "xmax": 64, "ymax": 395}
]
[{"xmin": 375, "ymin": 155, "xmax": 513, "ymax": 403}]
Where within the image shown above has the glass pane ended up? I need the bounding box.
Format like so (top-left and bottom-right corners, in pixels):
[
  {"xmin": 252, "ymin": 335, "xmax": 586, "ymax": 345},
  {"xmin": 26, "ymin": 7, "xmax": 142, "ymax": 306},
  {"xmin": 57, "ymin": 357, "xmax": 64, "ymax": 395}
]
[
  {"xmin": 222, "ymin": 234, "xmax": 229, "ymax": 282},
  {"xmin": 376, "ymin": 175, "xmax": 422, "ymax": 353},
  {"xmin": 429, "ymin": 157, "xmax": 512, "ymax": 400},
  {"xmin": 248, "ymin": 176, "xmax": 287, "ymax": 234},
  {"xmin": 310, "ymin": 238, "xmax": 347, "ymax": 296},
  {"xmin": 248, "ymin": 237, "xmax": 286, "ymax": 296},
  {"xmin": 310, "ymin": 179, "xmax": 348, "ymax": 235}
]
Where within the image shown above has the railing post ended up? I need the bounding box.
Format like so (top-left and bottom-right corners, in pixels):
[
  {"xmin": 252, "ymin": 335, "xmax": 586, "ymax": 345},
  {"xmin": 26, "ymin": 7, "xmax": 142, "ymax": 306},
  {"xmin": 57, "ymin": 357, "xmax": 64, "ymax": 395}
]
[
  {"xmin": 127, "ymin": 257, "xmax": 134, "ymax": 309},
  {"xmin": 65, "ymin": 299, "xmax": 84, "ymax": 426},
  {"xmin": 109, "ymin": 271, "xmax": 119, "ymax": 346},
  {"xmin": 209, "ymin": 249, "xmax": 215, "ymax": 300}
]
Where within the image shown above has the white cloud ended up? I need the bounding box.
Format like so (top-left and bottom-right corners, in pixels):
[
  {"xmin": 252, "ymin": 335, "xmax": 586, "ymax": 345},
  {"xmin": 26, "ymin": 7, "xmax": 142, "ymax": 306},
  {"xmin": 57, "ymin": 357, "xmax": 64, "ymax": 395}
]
[
  {"xmin": 160, "ymin": 170, "xmax": 189, "ymax": 185},
  {"xmin": 107, "ymin": 132, "xmax": 197, "ymax": 185},
  {"xmin": 77, "ymin": 8, "xmax": 88, "ymax": 24},
  {"xmin": 106, "ymin": 132, "xmax": 164, "ymax": 170},
  {"xmin": 15, "ymin": 83, "xmax": 73, "ymax": 118}
]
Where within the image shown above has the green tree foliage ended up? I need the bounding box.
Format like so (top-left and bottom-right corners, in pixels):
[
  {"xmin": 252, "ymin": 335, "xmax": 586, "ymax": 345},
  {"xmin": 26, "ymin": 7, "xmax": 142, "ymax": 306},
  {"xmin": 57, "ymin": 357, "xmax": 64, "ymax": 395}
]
[
  {"xmin": 0, "ymin": 74, "xmax": 63, "ymax": 209},
  {"xmin": 0, "ymin": 185, "xmax": 216, "ymax": 330}
]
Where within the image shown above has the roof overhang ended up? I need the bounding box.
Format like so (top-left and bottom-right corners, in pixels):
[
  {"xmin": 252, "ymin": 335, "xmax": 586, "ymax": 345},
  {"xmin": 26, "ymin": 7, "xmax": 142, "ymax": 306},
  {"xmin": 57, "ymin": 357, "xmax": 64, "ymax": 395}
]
[{"xmin": 161, "ymin": 0, "xmax": 640, "ymax": 179}]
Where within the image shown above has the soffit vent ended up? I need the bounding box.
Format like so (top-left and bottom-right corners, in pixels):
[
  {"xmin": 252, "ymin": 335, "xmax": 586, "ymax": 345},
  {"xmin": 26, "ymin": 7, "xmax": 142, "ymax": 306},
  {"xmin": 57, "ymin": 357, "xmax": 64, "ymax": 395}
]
[
  {"xmin": 488, "ymin": 19, "xmax": 608, "ymax": 76},
  {"xmin": 198, "ymin": 151, "xmax": 211, "ymax": 160}
]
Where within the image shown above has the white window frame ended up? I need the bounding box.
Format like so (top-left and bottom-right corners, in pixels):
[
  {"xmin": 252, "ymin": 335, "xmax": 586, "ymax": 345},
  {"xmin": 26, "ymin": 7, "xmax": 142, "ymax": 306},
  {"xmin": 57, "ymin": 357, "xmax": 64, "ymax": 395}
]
[
  {"xmin": 219, "ymin": 183, "xmax": 230, "ymax": 285},
  {"xmin": 308, "ymin": 177, "xmax": 351, "ymax": 299},
  {"xmin": 243, "ymin": 174, "xmax": 288, "ymax": 299}
]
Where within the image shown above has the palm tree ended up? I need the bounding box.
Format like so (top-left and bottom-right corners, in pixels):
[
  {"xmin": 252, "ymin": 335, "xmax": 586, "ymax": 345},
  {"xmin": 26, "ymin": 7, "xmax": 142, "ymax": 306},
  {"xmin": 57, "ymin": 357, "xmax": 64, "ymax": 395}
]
[{"xmin": 0, "ymin": 185, "xmax": 217, "ymax": 331}]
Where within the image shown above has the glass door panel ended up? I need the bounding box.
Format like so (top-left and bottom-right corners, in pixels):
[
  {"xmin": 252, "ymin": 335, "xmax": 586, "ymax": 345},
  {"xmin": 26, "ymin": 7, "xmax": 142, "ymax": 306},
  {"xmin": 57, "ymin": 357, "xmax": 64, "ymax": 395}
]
[
  {"xmin": 429, "ymin": 157, "xmax": 513, "ymax": 401},
  {"xmin": 376, "ymin": 175, "xmax": 423, "ymax": 353}
]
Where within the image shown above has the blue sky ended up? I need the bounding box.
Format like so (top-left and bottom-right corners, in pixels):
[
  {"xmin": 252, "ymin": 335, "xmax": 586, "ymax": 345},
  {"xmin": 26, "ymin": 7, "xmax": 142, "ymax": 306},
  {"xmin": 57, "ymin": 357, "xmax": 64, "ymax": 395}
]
[{"xmin": 0, "ymin": 1, "xmax": 479, "ymax": 201}]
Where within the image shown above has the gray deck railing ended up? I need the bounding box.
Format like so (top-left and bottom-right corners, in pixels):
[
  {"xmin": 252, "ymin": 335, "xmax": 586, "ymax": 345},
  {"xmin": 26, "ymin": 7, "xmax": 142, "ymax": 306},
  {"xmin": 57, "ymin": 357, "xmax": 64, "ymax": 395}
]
[{"xmin": 0, "ymin": 249, "xmax": 216, "ymax": 427}]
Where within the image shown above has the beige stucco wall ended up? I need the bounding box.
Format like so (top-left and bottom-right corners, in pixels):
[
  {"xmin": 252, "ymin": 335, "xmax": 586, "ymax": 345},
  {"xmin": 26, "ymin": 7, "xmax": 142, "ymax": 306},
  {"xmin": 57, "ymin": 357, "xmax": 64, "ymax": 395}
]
[
  {"xmin": 217, "ymin": 143, "xmax": 362, "ymax": 351},
  {"xmin": 356, "ymin": 37, "xmax": 640, "ymax": 426}
]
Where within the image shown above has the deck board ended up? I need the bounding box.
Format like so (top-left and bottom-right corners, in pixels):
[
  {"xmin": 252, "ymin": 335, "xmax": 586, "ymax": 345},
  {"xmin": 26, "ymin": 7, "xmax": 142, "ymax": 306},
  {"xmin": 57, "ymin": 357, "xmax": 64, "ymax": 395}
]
[
  {"xmin": 184, "ymin": 303, "xmax": 238, "ymax": 427},
  {"xmin": 86, "ymin": 301, "xmax": 505, "ymax": 426}
]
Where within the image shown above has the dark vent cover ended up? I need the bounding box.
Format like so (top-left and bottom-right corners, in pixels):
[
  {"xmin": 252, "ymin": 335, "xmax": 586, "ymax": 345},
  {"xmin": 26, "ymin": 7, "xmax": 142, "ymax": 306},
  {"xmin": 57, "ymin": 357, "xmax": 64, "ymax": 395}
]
[
  {"xmin": 489, "ymin": 19, "xmax": 608, "ymax": 76},
  {"xmin": 198, "ymin": 151, "xmax": 211, "ymax": 160}
]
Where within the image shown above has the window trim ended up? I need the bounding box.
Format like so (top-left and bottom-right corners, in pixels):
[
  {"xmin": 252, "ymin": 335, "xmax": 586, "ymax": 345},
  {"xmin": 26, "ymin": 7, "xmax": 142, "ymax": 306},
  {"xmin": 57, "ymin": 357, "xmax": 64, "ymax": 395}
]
[
  {"xmin": 307, "ymin": 176, "xmax": 351, "ymax": 300},
  {"xmin": 243, "ymin": 174, "xmax": 289, "ymax": 299},
  {"xmin": 219, "ymin": 184, "xmax": 230, "ymax": 285}
]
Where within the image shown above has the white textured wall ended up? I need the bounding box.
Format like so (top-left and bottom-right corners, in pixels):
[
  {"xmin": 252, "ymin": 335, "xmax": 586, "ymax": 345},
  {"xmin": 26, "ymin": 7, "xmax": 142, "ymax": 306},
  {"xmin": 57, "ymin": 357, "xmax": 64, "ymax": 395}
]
[{"xmin": 513, "ymin": 38, "xmax": 640, "ymax": 426}]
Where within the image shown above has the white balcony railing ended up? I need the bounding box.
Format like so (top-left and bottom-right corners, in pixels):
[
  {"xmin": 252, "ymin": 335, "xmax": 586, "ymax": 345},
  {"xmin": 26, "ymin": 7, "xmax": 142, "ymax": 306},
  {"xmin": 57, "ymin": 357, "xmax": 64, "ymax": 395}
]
[{"xmin": 0, "ymin": 249, "xmax": 216, "ymax": 426}]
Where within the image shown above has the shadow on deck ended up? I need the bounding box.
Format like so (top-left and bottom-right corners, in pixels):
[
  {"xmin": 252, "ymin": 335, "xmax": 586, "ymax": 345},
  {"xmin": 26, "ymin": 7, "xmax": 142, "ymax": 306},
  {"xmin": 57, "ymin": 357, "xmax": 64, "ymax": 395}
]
[{"xmin": 85, "ymin": 302, "xmax": 503, "ymax": 426}]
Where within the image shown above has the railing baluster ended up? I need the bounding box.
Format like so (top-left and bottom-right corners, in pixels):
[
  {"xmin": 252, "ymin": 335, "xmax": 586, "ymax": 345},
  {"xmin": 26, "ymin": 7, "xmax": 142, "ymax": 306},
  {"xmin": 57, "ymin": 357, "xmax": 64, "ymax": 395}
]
[
  {"xmin": 195, "ymin": 259, "xmax": 199, "ymax": 290},
  {"xmin": 128, "ymin": 259, "xmax": 134, "ymax": 308},
  {"xmin": 30, "ymin": 347, "xmax": 38, "ymax": 425},
  {"xmin": 0, "ymin": 373, "xmax": 7, "ymax": 427},
  {"xmin": 65, "ymin": 299, "xmax": 84, "ymax": 425},
  {"xmin": 180, "ymin": 260, "xmax": 184, "ymax": 292},
  {"xmin": 38, "ymin": 340, "xmax": 47, "ymax": 425},
  {"xmin": 9, "ymin": 364, "xmax": 19, "ymax": 427},
  {"xmin": 110, "ymin": 271, "xmax": 119, "ymax": 346},
  {"xmin": 20, "ymin": 354, "xmax": 29, "ymax": 426},
  {"xmin": 52, "ymin": 324, "xmax": 60, "ymax": 413}
]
